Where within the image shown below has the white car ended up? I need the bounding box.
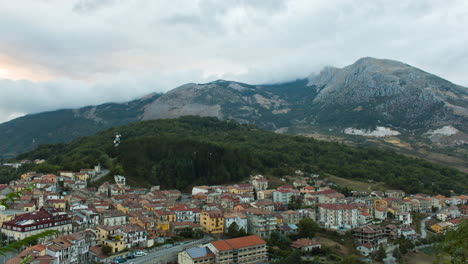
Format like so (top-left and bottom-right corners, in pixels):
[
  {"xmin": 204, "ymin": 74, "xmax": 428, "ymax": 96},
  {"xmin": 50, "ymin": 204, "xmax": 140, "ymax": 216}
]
[{"xmin": 134, "ymin": 251, "xmax": 147, "ymax": 257}]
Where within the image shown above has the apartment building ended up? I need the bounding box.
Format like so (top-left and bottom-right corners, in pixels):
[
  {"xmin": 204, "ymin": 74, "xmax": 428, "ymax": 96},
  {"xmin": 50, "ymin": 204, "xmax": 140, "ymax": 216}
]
[
  {"xmin": 1, "ymin": 208, "xmax": 72, "ymax": 240},
  {"xmin": 206, "ymin": 235, "xmax": 268, "ymax": 264},
  {"xmin": 201, "ymin": 210, "xmax": 225, "ymax": 235},
  {"xmin": 317, "ymin": 203, "xmax": 359, "ymax": 229},
  {"xmin": 243, "ymin": 208, "xmax": 277, "ymax": 238}
]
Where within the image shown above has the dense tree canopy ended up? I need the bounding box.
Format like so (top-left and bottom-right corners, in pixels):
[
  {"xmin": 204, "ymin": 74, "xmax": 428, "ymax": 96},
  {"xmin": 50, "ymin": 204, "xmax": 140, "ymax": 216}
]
[{"xmin": 11, "ymin": 116, "xmax": 468, "ymax": 193}]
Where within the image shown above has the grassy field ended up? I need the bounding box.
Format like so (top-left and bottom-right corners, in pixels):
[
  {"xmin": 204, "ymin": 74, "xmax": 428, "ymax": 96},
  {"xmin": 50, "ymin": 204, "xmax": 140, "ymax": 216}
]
[
  {"xmin": 403, "ymin": 252, "xmax": 436, "ymax": 264},
  {"xmin": 326, "ymin": 174, "xmax": 389, "ymax": 192}
]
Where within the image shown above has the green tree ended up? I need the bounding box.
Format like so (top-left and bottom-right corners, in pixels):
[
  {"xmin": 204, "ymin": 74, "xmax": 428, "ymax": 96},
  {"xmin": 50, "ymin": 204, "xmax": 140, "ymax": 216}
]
[
  {"xmin": 374, "ymin": 245, "xmax": 386, "ymax": 261},
  {"xmin": 436, "ymin": 219, "xmax": 468, "ymax": 264},
  {"xmin": 297, "ymin": 218, "xmax": 319, "ymax": 238},
  {"xmin": 227, "ymin": 222, "xmax": 240, "ymax": 238}
]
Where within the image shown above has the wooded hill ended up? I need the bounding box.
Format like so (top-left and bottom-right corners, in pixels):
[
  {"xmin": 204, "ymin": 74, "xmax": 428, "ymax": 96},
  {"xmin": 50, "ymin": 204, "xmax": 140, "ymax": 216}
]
[{"xmin": 14, "ymin": 116, "xmax": 468, "ymax": 194}]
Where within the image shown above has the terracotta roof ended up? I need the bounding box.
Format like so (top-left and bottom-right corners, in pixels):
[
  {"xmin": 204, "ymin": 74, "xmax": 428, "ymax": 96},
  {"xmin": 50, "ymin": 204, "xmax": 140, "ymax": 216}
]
[
  {"xmin": 211, "ymin": 235, "xmax": 266, "ymax": 251},
  {"xmin": 291, "ymin": 238, "xmax": 320, "ymax": 248}
]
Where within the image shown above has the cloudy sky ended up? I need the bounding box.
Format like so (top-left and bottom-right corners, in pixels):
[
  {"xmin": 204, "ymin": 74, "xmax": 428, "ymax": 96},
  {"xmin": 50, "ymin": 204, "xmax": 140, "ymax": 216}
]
[{"xmin": 1, "ymin": 0, "xmax": 467, "ymax": 123}]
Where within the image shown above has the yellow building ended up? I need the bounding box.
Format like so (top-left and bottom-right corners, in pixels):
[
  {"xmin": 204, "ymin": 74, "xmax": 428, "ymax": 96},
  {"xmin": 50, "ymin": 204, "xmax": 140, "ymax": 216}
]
[
  {"xmin": 0, "ymin": 209, "xmax": 26, "ymax": 227},
  {"xmin": 96, "ymin": 225, "xmax": 126, "ymax": 254},
  {"xmin": 201, "ymin": 210, "xmax": 224, "ymax": 235},
  {"xmin": 374, "ymin": 199, "xmax": 388, "ymax": 209},
  {"xmin": 75, "ymin": 172, "xmax": 90, "ymax": 181},
  {"xmin": 430, "ymin": 222, "xmax": 452, "ymax": 234}
]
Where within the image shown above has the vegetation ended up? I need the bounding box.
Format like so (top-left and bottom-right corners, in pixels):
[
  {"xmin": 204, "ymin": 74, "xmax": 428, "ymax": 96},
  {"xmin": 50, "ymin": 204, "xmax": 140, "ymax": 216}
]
[
  {"xmin": 436, "ymin": 220, "xmax": 468, "ymax": 264},
  {"xmin": 13, "ymin": 116, "xmax": 468, "ymax": 193},
  {"xmin": 0, "ymin": 186, "xmax": 59, "ymax": 263},
  {"xmin": 297, "ymin": 218, "xmax": 320, "ymax": 239},
  {"xmin": 226, "ymin": 222, "xmax": 248, "ymax": 238}
]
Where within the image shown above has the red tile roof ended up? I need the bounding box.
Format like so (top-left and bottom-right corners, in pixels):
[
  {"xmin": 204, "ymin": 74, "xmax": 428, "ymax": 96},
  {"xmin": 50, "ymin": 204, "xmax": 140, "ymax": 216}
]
[{"xmin": 211, "ymin": 235, "xmax": 266, "ymax": 251}]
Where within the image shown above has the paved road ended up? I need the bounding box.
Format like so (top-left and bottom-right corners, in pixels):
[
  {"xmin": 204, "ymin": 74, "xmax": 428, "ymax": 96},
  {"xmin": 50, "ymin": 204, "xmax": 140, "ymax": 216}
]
[
  {"xmin": 130, "ymin": 236, "xmax": 214, "ymax": 264},
  {"xmin": 90, "ymin": 169, "xmax": 109, "ymax": 182}
]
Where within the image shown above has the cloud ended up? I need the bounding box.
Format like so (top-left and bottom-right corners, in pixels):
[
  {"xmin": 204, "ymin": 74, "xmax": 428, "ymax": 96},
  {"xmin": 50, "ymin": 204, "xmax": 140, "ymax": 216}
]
[{"xmin": 0, "ymin": 0, "xmax": 467, "ymax": 123}]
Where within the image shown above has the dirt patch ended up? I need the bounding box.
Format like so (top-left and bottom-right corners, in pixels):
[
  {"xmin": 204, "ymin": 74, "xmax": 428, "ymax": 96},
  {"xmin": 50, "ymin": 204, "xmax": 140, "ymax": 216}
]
[{"xmin": 315, "ymin": 235, "xmax": 350, "ymax": 255}]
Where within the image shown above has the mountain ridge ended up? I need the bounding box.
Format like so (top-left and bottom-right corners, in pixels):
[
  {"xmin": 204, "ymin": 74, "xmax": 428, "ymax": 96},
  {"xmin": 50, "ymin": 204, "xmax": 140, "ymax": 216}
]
[{"xmin": 1, "ymin": 57, "xmax": 467, "ymax": 168}]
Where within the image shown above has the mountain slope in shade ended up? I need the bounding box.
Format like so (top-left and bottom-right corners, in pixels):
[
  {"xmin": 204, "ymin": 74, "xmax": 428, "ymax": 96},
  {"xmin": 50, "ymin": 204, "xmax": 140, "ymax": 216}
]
[{"xmin": 0, "ymin": 57, "xmax": 467, "ymax": 162}]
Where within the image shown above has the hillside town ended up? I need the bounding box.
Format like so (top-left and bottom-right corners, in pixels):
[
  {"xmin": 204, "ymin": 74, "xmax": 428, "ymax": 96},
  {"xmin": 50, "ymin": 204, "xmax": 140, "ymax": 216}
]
[{"xmin": 0, "ymin": 163, "xmax": 467, "ymax": 264}]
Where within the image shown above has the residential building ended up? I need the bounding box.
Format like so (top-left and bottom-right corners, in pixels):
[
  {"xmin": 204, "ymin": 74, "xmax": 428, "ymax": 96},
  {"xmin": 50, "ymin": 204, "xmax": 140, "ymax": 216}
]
[
  {"xmin": 353, "ymin": 224, "xmax": 387, "ymax": 247},
  {"xmin": 291, "ymin": 238, "xmax": 321, "ymax": 252},
  {"xmin": 243, "ymin": 208, "xmax": 277, "ymax": 238},
  {"xmin": 224, "ymin": 211, "xmax": 248, "ymax": 233},
  {"xmin": 317, "ymin": 203, "xmax": 359, "ymax": 229},
  {"xmin": 179, "ymin": 246, "xmax": 215, "ymax": 264},
  {"xmin": 46, "ymin": 237, "xmax": 78, "ymax": 264},
  {"xmin": 1, "ymin": 208, "xmax": 72, "ymax": 240},
  {"xmin": 201, "ymin": 210, "xmax": 225, "ymax": 235},
  {"xmin": 206, "ymin": 235, "xmax": 268, "ymax": 264}
]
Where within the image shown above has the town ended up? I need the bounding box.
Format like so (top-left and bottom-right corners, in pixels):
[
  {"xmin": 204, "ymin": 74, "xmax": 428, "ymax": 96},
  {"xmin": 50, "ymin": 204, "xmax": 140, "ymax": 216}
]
[{"xmin": 0, "ymin": 161, "xmax": 467, "ymax": 264}]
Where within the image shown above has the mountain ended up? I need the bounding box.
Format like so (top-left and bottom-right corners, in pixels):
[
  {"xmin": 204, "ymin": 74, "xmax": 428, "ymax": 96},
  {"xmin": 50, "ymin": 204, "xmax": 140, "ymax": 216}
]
[
  {"xmin": 0, "ymin": 93, "xmax": 160, "ymax": 157},
  {"xmin": 1, "ymin": 57, "xmax": 467, "ymax": 168},
  {"xmin": 15, "ymin": 116, "xmax": 468, "ymax": 194}
]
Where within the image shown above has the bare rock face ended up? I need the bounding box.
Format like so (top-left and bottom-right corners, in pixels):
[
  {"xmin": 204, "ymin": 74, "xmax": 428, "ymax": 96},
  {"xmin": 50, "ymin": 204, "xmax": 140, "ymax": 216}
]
[{"xmin": 307, "ymin": 57, "xmax": 468, "ymax": 132}]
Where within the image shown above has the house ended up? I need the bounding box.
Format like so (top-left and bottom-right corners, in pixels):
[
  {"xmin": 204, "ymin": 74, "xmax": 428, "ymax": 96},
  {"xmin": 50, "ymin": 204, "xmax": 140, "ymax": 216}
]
[
  {"xmin": 201, "ymin": 210, "xmax": 225, "ymax": 235},
  {"xmin": 461, "ymin": 205, "xmax": 468, "ymax": 216},
  {"xmin": 278, "ymin": 224, "xmax": 298, "ymax": 235},
  {"xmin": 0, "ymin": 184, "xmax": 13, "ymax": 198},
  {"xmin": 257, "ymin": 189, "xmax": 275, "ymax": 200},
  {"xmin": 178, "ymin": 246, "xmax": 215, "ymax": 264},
  {"xmin": 374, "ymin": 207, "xmax": 388, "ymax": 220},
  {"xmin": 95, "ymin": 225, "xmax": 126, "ymax": 253},
  {"xmin": 291, "ymin": 238, "xmax": 321, "ymax": 252},
  {"xmin": 385, "ymin": 190, "xmax": 405, "ymax": 199},
  {"xmin": 357, "ymin": 243, "xmax": 375, "ymax": 256},
  {"xmin": 224, "ymin": 211, "xmax": 248, "ymax": 233},
  {"xmin": 101, "ymin": 210, "xmax": 127, "ymax": 226},
  {"xmin": 281, "ymin": 210, "xmax": 301, "ymax": 225},
  {"xmin": 46, "ymin": 237, "xmax": 78, "ymax": 264},
  {"xmin": 171, "ymin": 204, "xmax": 195, "ymax": 222},
  {"xmin": 399, "ymin": 227, "xmax": 418, "ymax": 240},
  {"xmin": 119, "ymin": 224, "xmax": 147, "ymax": 248},
  {"xmin": 205, "ymin": 235, "xmax": 268, "ymax": 264},
  {"xmin": 66, "ymin": 230, "xmax": 96, "ymax": 263},
  {"xmin": 395, "ymin": 212, "xmax": 412, "ymax": 225},
  {"xmin": 252, "ymin": 175, "xmax": 268, "ymax": 192},
  {"xmin": 192, "ymin": 186, "xmax": 211, "ymax": 196},
  {"xmin": 430, "ymin": 222, "xmax": 453, "ymax": 234}
]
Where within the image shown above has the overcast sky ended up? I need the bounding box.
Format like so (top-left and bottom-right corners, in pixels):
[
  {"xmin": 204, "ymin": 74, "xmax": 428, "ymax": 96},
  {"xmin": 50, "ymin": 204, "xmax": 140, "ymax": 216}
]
[{"xmin": 1, "ymin": 0, "xmax": 467, "ymax": 123}]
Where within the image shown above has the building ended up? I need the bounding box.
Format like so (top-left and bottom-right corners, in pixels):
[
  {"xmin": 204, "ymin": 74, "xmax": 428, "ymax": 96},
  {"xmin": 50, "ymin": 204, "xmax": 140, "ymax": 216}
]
[
  {"xmin": 353, "ymin": 224, "xmax": 387, "ymax": 247},
  {"xmin": 201, "ymin": 210, "xmax": 225, "ymax": 235},
  {"xmin": 273, "ymin": 189, "xmax": 299, "ymax": 205},
  {"xmin": 96, "ymin": 225, "xmax": 126, "ymax": 253},
  {"xmin": 395, "ymin": 212, "xmax": 412, "ymax": 225},
  {"xmin": 179, "ymin": 246, "xmax": 215, "ymax": 264},
  {"xmin": 317, "ymin": 203, "xmax": 359, "ymax": 229},
  {"xmin": 243, "ymin": 208, "xmax": 277, "ymax": 238},
  {"xmin": 206, "ymin": 235, "xmax": 268, "ymax": 264},
  {"xmin": 46, "ymin": 237, "xmax": 78, "ymax": 264},
  {"xmin": 291, "ymin": 238, "xmax": 321, "ymax": 252},
  {"xmin": 224, "ymin": 211, "xmax": 248, "ymax": 233},
  {"xmin": 1, "ymin": 208, "xmax": 72, "ymax": 240},
  {"xmin": 252, "ymin": 176, "xmax": 268, "ymax": 192}
]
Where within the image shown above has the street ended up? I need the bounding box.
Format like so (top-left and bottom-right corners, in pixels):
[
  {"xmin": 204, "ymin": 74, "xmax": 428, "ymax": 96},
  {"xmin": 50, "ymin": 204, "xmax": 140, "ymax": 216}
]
[
  {"xmin": 90, "ymin": 169, "xmax": 109, "ymax": 182},
  {"xmin": 130, "ymin": 236, "xmax": 213, "ymax": 264}
]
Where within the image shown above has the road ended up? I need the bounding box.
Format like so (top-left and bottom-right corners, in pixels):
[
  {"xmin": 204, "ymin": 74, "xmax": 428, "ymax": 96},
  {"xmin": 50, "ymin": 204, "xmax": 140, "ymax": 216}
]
[
  {"xmin": 130, "ymin": 236, "xmax": 214, "ymax": 264},
  {"xmin": 90, "ymin": 169, "xmax": 109, "ymax": 182}
]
